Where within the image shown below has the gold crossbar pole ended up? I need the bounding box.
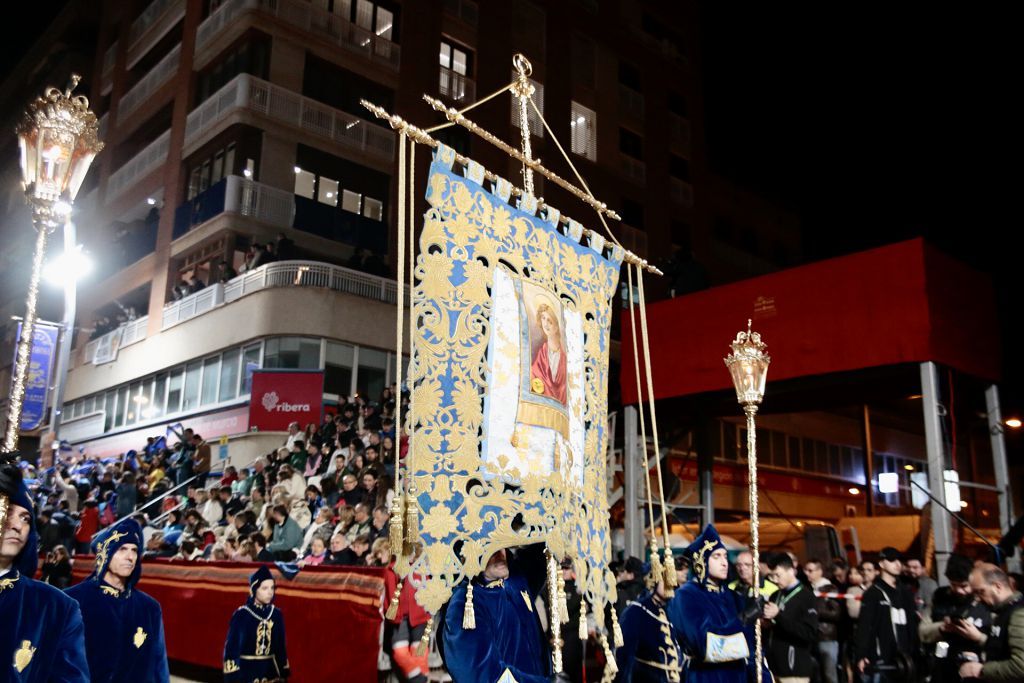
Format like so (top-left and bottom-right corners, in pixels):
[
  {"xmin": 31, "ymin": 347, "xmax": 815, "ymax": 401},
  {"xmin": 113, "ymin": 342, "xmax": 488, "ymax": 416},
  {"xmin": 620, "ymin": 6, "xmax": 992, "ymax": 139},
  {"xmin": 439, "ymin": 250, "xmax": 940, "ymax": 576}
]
[{"xmin": 360, "ymin": 98, "xmax": 662, "ymax": 276}]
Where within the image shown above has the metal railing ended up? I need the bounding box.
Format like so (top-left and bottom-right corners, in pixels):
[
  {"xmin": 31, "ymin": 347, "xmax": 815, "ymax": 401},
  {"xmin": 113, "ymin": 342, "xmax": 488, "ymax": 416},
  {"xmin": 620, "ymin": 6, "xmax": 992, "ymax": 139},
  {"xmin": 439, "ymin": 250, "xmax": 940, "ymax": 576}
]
[
  {"xmin": 128, "ymin": 0, "xmax": 185, "ymax": 67},
  {"xmin": 670, "ymin": 177, "xmax": 694, "ymax": 207},
  {"xmin": 195, "ymin": 0, "xmax": 400, "ymax": 70},
  {"xmin": 162, "ymin": 259, "xmax": 402, "ymax": 330},
  {"xmin": 621, "ymin": 155, "xmax": 647, "ymax": 185},
  {"xmin": 119, "ymin": 43, "xmax": 181, "ymax": 121},
  {"xmin": 82, "ymin": 316, "xmax": 149, "ymax": 365},
  {"xmin": 184, "ymin": 74, "xmax": 394, "ymax": 161},
  {"xmin": 230, "ymin": 175, "xmax": 295, "ymax": 227},
  {"xmin": 94, "ymin": 474, "xmax": 200, "ymax": 538},
  {"xmin": 106, "ymin": 129, "xmax": 170, "ymax": 201},
  {"xmin": 439, "ymin": 67, "xmax": 476, "ymax": 103}
]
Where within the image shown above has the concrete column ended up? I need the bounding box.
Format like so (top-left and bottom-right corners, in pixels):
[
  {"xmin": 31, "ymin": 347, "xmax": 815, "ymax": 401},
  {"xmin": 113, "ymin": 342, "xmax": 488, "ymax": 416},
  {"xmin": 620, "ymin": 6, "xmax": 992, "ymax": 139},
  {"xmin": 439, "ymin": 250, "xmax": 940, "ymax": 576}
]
[
  {"xmin": 260, "ymin": 133, "xmax": 298, "ymax": 193},
  {"xmin": 267, "ymin": 39, "xmax": 305, "ymax": 93},
  {"xmin": 986, "ymin": 385, "xmax": 1019, "ymax": 571},
  {"xmin": 922, "ymin": 362, "xmax": 954, "ymax": 583},
  {"xmin": 624, "ymin": 405, "xmax": 643, "ymax": 559}
]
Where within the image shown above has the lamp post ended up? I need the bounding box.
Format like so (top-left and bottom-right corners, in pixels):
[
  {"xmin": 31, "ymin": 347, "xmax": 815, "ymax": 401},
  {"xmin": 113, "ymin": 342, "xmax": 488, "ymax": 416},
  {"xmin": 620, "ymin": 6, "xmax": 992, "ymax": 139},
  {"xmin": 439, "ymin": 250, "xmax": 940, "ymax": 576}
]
[
  {"xmin": 724, "ymin": 319, "xmax": 771, "ymax": 678},
  {"xmin": 4, "ymin": 74, "xmax": 102, "ymax": 452}
]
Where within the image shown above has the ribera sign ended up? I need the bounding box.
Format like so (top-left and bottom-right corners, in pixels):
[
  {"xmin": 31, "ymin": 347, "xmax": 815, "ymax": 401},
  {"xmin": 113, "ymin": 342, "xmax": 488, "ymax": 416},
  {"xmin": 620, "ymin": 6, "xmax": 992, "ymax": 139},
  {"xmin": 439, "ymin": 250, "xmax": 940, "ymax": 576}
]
[{"xmin": 249, "ymin": 370, "xmax": 323, "ymax": 431}]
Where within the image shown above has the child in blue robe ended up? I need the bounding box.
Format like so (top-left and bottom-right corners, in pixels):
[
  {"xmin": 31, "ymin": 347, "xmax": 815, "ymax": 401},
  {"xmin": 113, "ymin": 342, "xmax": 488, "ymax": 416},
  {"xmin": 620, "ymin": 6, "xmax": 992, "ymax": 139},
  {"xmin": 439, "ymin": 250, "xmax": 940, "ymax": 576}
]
[
  {"xmin": 223, "ymin": 565, "xmax": 290, "ymax": 682},
  {"xmin": 66, "ymin": 517, "xmax": 170, "ymax": 682}
]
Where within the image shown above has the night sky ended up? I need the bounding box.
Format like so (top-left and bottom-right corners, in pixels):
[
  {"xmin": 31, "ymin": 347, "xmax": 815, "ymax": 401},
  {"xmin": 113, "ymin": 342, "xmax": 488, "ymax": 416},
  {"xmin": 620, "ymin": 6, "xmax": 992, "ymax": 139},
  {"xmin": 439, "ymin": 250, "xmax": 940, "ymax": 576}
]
[{"xmin": 2, "ymin": 2, "xmax": 1019, "ymax": 414}]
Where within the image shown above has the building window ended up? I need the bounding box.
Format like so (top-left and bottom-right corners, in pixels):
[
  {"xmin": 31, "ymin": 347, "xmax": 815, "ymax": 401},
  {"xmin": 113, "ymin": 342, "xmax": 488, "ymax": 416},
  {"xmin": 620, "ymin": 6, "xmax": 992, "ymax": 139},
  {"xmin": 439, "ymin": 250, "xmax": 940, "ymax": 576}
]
[
  {"xmin": 440, "ymin": 40, "xmax": 469, "ymax": 76},
  {"xmin": 439, "ymin": 39, "xmax": 474, "ymax": 101},
  {"xmin": 570, "ymin": 101, "xmax": 596, "ymax": 161},
  {"xmin": 183, "ymin": 361, "xmax": 202, "ymax": 411},
  {"xmin": 571, "ymin": 34, "xmax": 595, "ymax": 88},
  {"xmin": 294, "ymin": 168, "xmax": 316, "ymax": 199},
  {"xmin": 363, "ymin": 196, "xmax": 383, "ymax": 221},
  {"xmin": 318, "ymin": 176, "xmax": 339, "ymax": 206},
  {"xmin": 619, "ymin": 61, "xmax": 641, "ymax": 91},
  {"xmin": 264, "ymin": 337, "xmax": 321, "ymax": 369},
  {"xmin": 510, "ymin": 76, "xmax": 544, "ymax": 138},
  {"xmin": 341, "ymin": 189, "xmax": 362, "ymax": 214},
  {"xmin": 619, "ymin": 129, "xmax": 643, "ymax": 159}
]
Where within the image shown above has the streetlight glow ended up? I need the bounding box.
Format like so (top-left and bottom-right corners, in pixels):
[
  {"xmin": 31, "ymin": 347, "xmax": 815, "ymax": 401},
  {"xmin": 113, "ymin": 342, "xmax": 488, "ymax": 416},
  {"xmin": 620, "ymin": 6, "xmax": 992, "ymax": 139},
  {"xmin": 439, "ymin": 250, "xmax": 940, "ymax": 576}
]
[
  {"xmin": 44, "ymin": 242, "xmax": 92, "ymax": 286},
  {"xmin": 1006, "ymin": 418, "xmax": 1022, "ymax": 429}
]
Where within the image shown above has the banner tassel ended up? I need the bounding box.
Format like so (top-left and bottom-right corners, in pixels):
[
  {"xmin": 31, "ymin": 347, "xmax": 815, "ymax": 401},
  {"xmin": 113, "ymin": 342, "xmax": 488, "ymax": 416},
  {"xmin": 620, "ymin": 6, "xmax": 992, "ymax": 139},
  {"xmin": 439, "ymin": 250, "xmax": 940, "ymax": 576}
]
[
  {"xmin": 386, "ymin": 579, "xmax": 402, "ymax": 621},
  {"xmin": 416, "ymin": 616, "xmax": 433, "ymax": 657},
  {"xmin": 462, "ymin": 583, "xmax": 476, "ymax": 630}
]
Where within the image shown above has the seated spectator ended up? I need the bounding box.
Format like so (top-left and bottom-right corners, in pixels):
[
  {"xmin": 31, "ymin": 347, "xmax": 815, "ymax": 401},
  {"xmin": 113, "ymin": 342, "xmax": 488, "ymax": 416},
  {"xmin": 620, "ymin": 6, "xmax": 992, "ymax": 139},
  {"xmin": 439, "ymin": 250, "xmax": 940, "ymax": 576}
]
[
  {"xmin": 339, "ymin": 474, "xmax": 363, "ymax": 507},
  {"xmin": 252, "ymin": 533, "xmax": 274, "ymax": 562},
  {"xmin": 301, "ymin": 537, "xmax": 329, "ymax": 567},
  {"xmin": 277, "ymin": 464, "xmax": 305, "ymax": 501},
  {"xmin": 349, "ymin": 534, "xmax": 371, "ymax": 564},
  {"xmin": 304, "ymin": 485, "xmax": 324, "ymax": 518},
  {"xmin": 324, "ymin": 533, "xmax": 352, "ymax": 565},
  {"xmin": 220, "ymin": 466, "xmax": 238, "ymax": 487},
  {"xmin": 267, "ymin": 504, "xmax": 303, "ymax": 561},
  {"xmin": 174, "ymin": 540, "xmax": 203, "ymax": 561},
  {"xmin": 232, "ymin": 467, "xmax": 252, "ymax": 498},
  {"xmin": 221, "ymin": 486, "xmax": 245, "ymax": 518},
  {"xmin": 289, "ymin": 442, "xmax": 307, "ymax": 472},
  {"xmin": 289, "ymin": 498, "xmax": 312, "ymax": 531},
  {"xmin": 143, "ymin": 531, "xmax": 167, "ymax": 558},
  {"xmin": 234, "ymin": 539, "xmax": 255, "ymax": 562},
  {"xmin": 346, "ymin": 503, "xmax": 372, "ymax": 543},
  {"xmin": 369, "ymin": 505, "xmax": 390, "ymax": 544},
  {"xmin": 210, "ymin": 544, "xmax": 230, "ymax": 561},
  {"xmin": 299, "ymin": 506, "xmax": 334, "ymax": 556},
  {"xmin": 332, "ymin": 506, "xmax": 356, "ymax": 537},
  {"xmin": 367, "ymin": 538, "xmax": 391, "ymax": 567}
]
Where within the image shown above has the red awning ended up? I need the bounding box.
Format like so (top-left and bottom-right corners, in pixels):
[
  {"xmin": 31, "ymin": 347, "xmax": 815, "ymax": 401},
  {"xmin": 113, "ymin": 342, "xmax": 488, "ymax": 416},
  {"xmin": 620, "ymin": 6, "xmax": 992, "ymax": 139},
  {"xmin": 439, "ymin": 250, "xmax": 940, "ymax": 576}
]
[{"xmin": 621, "ymin": 238, "xmax": 1000, "ymax": 404}]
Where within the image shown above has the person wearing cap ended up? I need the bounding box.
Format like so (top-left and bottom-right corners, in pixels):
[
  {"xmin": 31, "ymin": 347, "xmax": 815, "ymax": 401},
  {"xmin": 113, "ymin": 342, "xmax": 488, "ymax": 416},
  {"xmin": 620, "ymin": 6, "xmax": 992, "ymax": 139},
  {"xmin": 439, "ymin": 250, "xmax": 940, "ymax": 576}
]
[
  {"xmin": 66, "ymin": 517, "xmax": 170, "ymax": 682},
  {"xmin": 223, "ymin": 565, "xmax": 290, "ymax": 681},
  {"xmin": 440, "ymin": 543, "xmax": 554, "ymax": 683},
  {"xmin": 667, "ymin": 525, "xmax": 768, "ymax": 683},
  {"xmin": 614, "ymin": 563, "xmax": 683, "ymax": 682},
  {"xmin": 0, "ymin": 452, "xmax": 90, "ymax": 682},
  {"xmin": 855, "ymin": 546, "xmax": 919, "ymax": 681},
  {"xmin": 616, "ymin": 556, "xmax": 648, "ymax": 616}
]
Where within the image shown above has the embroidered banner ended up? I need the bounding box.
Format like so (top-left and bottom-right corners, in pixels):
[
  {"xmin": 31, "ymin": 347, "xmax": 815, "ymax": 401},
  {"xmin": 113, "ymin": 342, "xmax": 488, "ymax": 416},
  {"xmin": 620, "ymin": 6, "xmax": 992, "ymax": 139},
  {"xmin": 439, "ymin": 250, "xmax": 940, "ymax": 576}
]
[
  {"xmin": 407, "ymin": 152, "xmax": 623, "ymax": 624},
  {"xmin": 13, "ymin": 321, "xmax": 59, "ymax": 431}
]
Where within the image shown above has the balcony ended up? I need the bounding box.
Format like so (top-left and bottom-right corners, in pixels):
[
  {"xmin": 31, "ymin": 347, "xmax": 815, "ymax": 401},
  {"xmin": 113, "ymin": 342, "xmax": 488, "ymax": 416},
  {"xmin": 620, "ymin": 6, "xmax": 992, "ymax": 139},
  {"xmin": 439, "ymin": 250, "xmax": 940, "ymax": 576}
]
[
  {"xmin": 106, "ymin": 129, "xmax": 170, "ymax": 201},
  {"xmin": 621, "ymin": 155, "xmax": 646, "ymax": 185},
  {"xmin": 101, "ymin": 42, "xmax": 117, "ymax": 95},
  {"xmin": 82, "ymin": 316, "xmax": 149, "ymax": 366},
  {"xmin": 670, "ymin": 177, "xmax": 693, "ymax": 208},
  {"xmin": 118, "ymin": 43, "xmax": 181, "ymax": 123},
  {"xmin": 618, "ymin": 85, "xmax": 645, "ymax": 121},
  {"xmin": 669, "ymin": 114, "xmax": 691, "ymax": 156},
  {"xmin": 439, "ymin": 67, "xmax": 476, "ymax": 104},
  {"xmin": 195, "ymin": 0, "xmax": 400, "ymax": 71},
  {"xmin": 173, "ymin": 175, "xmax": 295, "ymax": 239},
  {"xmin": 127, "ymin": 0, "xmax": 186, "ymax": 69},
  {"xmin": 162, "ymin": 260, "xmax": 403, "ymax": 330},
  {"xmin": 184, "ymin": 74, "xmax": 394, "ymax": 163}
]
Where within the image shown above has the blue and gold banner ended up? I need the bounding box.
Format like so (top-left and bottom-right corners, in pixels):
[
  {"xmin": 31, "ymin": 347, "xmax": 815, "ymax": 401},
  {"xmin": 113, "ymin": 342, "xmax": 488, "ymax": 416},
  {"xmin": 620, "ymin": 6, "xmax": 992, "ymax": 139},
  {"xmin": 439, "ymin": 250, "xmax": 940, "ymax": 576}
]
[
  {"xmin": 406, "ymin": 146, "xmax": 622, "ymax": 624},
  {"xmin": 13, "ymin": 321, "xmax": 60, "ymax": 431}
]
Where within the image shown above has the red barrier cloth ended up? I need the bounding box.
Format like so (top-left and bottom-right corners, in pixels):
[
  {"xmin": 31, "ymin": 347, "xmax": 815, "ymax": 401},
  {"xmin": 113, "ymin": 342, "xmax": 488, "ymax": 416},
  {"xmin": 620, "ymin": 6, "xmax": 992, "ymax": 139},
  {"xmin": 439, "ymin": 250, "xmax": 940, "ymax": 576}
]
[
  {"xmin": 71, "ymin": 558, "xmax": 384, "ymax": 681},
  {"xmin": 621, "ymin": 238, "xmax": 1001, "ymax": 404}
]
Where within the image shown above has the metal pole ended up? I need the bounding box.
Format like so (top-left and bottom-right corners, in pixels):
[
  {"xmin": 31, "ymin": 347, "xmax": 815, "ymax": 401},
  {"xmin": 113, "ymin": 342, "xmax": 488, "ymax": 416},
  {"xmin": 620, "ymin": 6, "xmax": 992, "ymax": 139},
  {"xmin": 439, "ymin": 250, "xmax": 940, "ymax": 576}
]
[
  {"xmin": 48, "ymin": 219, "xmax": 78, "ymax": 450},
  {"xmin": 921, "ymin": 362, "xmax": 954, "ymax": 583},
  {"xmin": 862, "ymin": 404, "xmax": 875, "ymax": 517},
  {"xmin": 624, "ymin": 405, "xmax": 643, "ymax": 559},
  {"xmin": 986, "ymin": 384, "xmax": 1019, "ymax": 571}
]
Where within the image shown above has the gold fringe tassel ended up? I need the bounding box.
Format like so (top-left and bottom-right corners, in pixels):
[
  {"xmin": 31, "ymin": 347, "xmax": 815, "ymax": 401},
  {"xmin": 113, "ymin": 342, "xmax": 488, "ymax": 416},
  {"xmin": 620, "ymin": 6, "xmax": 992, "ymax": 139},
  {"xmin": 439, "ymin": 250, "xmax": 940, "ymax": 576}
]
[
  {"xmin": 578, "ymin": 600, "xmax": 588, "ymax": 642},
  {"xmin": 389, "ymin": 496, "xmax": 405, "ymax": 559},
  {"xmin": 612, "ymin": 609, "xmax": 624, "ymax": 649},
  {"xmin": 663, "ymin": 546, "xmax": 679, "ymax": 589},
  {"xmin": 416, "ymin": 616, "xmax": 433, "ymax": 656},
  {"xmin": 646, "ymin": 543, "xmax": 663, "ymax": 590},
  {"xmin": 463, "ymin": 583, "xmax": 476, "ymax": 630},
  {"xmin": 602, "ymin": 633, "xmax": 619, "ymax": 675},
  {"xmin": 404, "ymin": 494, "xmax": 419, "ymax": 548},
  {"xmin": 385, "ymin": 579, "xmax": 402, "ymax": 620},
  {"xmin": 557, "ymin": 572, "xmax": 570, "ymax": 624}
]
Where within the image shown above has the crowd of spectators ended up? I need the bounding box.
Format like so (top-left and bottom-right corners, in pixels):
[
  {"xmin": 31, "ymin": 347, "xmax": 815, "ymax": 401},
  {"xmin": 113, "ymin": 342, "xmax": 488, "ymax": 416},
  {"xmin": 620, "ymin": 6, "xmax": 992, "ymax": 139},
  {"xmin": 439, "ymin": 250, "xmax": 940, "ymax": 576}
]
[{"xmin": 20, "ymin": 387, "xmax": 408, "ymax": 577}]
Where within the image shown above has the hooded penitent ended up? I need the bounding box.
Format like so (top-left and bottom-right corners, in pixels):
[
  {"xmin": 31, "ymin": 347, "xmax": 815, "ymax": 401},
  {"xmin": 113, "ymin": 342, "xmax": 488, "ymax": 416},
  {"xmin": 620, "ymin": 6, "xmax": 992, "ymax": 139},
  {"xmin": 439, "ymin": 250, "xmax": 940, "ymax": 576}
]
[
  {"xmin": 223, "ymin": 564, "xmax": 290, "ymax": 681},
  {"xmin": 685, "ymin": 524, "xmax": 726, "ymax": 589},
  {"xmin": 1, "ymin": 452, "xmax": 91, "ymax": 682},
  {"xmin": 66, "ymin": 517, "xmax": 169, "ymax": 682}
]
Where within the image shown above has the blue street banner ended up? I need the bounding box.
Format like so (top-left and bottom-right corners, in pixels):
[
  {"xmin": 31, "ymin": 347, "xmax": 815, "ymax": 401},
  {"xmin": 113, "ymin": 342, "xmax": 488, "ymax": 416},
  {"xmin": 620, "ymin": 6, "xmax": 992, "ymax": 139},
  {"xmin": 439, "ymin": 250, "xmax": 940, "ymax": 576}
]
[{"xmin": 12, "ymin": 321, "xmax": 60, "ymax": 431}]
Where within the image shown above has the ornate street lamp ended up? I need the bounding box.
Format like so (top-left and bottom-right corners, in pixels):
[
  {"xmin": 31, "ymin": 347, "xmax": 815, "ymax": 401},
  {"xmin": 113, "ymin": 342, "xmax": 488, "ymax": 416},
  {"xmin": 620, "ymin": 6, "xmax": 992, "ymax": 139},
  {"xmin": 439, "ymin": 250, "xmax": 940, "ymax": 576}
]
[
  {"xmin": 4, "ymin": 74, "xmax": 102, "ymax": 452},
  {"xmin": 724, "ymin": 319, "xmax": 771, "ymax": 678}
]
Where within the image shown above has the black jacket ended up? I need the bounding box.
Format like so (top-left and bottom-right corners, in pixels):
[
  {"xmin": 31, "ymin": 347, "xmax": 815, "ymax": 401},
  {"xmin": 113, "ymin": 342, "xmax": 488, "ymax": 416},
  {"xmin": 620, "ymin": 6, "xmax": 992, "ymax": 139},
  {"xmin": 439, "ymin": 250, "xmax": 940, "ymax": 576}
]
[
  {"xmin": 855, "ymin": 579, "xmax": 919, "ymax": 666},
  {"xmin": 766, "ymin": 582, "xmax": 820, "ymax": 678}
]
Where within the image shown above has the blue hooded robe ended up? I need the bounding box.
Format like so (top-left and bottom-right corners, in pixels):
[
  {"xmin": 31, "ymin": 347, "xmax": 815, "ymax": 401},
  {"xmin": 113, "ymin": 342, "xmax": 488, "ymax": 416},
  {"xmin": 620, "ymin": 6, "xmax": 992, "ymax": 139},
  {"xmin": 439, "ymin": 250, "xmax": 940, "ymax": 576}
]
[
  {"xmin": 441, "ymin": 543, "xmax": 551, "ymax": 683},
  {"xmin": 615, "ymin": 589, "xmax": 684, "ymax": 682},
  {"xmin": 666, "ymin": 525, "xmax": 768, "ymax": 683},
  {"xmin": 66, "ymin": 518, "xmax": 170, "ymax": 682},
  {"xmin": 0, "ymin": 456, "xmax": 90, "ymax": 682},
  {"xmin": 223, "ymin": 565, "xmax": 290, "ymax": 682}
]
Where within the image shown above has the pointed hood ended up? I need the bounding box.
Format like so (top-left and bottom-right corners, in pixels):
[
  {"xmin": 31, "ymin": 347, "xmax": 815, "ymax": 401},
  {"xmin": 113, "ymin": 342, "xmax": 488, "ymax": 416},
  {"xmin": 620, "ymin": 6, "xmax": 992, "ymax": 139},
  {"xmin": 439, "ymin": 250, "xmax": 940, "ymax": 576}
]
[
  {"xmin": 1, "ymin": 452, "xmax": 38, "ymax": 577},
  {"xmin": 685, "ymin": 524, "xmax": 726, "ymax": 587},
  {"xmin": 91, "ymin": 518, "xmax": 145, "ymax": 589},
  {"xmin": 247, "ymin": 564, "xmax": 276, "ymax": 613}
]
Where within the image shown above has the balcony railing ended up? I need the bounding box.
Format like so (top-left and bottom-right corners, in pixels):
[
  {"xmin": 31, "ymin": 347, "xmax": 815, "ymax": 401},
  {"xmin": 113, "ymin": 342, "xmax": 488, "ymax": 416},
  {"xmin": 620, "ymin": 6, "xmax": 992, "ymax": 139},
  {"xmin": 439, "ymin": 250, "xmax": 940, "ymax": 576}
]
[
  {"xmin": 119, "ymin": 43, "xmax": 181, "ymax": 122},
  {"xmin": 101, "ymin": 41, "xmax": 117, "ymax": 94},
  {"xmin": 195, "ymin": 0, "xmax": 400, "ymax": 70},
  {"xmin": 670, "ymin": 177, "xmax": 694, "ymax": 207},
  {"xmin": 669, "ymin": 114, "xmax": 691, "ymax": 155},
  {"xmin": 621, "ymin": 155, "xmax": 646, "ymax": 185},
  {"xmin": 106, "ymin": 129, "xmax": 170, "ymax": 201},
  {"xmin": 618, "ymin": 85, "xmax": 645, "ymax": 121},
  {"xmin": 184, "ymin": 74, "xmax": 394, "ymax": 162},
  {"xmin": 127, "ymin": 0, "xmax": 186, "ymax": 68},
  {"xmin": 163, "ymin": 260, "xmax": 402, "ymax": 330},
  {"xmin": 174, "ymin": 175, "xmax": 295, "ymax": 239},
  {"xmin": 439, "ymin": 67, "xmax": 476, "ymax": 103},
  {"xmin": 82, "ymin": 316, "xmax": 149, "ymax": 365}
]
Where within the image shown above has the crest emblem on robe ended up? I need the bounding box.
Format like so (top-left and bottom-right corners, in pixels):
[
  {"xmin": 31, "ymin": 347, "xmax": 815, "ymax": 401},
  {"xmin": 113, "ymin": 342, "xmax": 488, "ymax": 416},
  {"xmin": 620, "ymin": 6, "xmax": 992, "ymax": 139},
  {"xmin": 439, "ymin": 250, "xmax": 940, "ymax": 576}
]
[
  {"xmin": 133, "ymin": 627, "xmax": 147, "ymax": 649},
  {"xmin": 14, "ymin": 640, "xmax": 35, "ymax": 673}
]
